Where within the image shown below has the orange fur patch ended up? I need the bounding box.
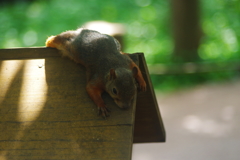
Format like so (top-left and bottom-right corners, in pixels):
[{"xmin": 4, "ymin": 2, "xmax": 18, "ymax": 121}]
[{"xmin": 45, "ymin": 36, "xmax": 57, "ymax": 48}]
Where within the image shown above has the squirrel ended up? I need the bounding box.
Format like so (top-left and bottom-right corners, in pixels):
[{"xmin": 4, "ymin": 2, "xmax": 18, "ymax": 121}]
[{"xmin": 45, "ymin": 28, "xmax": 146, "ymax": 117}]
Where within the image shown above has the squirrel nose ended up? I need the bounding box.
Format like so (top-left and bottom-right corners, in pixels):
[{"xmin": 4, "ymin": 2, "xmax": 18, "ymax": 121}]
[{"xmin": 114, "ymin": 99, "xmax": 132, "ymax": 109}]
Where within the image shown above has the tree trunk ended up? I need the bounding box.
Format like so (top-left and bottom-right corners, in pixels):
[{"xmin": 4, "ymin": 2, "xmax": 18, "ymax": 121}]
[{"xmin": 171, "ymin": 0, "xmax": 202, "ymax": 62}]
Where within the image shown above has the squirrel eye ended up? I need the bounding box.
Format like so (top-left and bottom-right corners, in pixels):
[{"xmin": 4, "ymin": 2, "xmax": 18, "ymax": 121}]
[{"xmin": 112, "ymin": 88, "xmax": 118, "ymax": 95}]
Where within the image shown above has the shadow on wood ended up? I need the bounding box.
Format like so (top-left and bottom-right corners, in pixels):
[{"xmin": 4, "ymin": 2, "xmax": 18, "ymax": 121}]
[{"xmin": 0, "ymin": 48, "xmax": 165, "ymax": 160}]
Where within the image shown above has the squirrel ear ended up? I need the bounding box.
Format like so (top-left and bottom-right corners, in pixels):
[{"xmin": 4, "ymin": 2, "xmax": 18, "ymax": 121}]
[
  {"xmin": 132, "ymin": 67, "xmax": 138, "ymax": 77},
  {"xmin": 109, "ymin": 69, "xmax": 117, "ymax": 80}
]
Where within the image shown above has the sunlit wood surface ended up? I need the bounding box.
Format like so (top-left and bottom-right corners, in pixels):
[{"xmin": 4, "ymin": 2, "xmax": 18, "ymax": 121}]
[
  {"xmin": 0, "ymin": 48, "xmax": 166, "ymax": 160},
  {"xmin": 0, "ymin": 55, "xmax": 135, "ymax": 160}
]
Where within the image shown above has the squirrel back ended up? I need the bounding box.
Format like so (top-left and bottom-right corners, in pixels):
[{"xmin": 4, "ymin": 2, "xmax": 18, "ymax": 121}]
[
  {"xmin": 46, "ymin": 29, "xmax": 122, "ymax": 66},
  {"xmin": 46, "ymin": 28, "xmax": 146, "ymax": 117}
]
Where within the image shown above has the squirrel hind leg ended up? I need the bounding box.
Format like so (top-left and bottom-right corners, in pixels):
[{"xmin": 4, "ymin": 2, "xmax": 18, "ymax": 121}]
[
  {"xmin": 46, "ymin": 36, "xmax": 58, "ymax": 48},
  {"xmin": 46, "ymin": 35, "xmax": 69, "ymax": 55},
  {"xmin": 46, "ymin": 35, "xmax": 65, "ymax": 50}
]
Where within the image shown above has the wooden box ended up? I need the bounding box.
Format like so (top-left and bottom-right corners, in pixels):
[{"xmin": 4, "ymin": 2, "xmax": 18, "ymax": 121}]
[{"xmin": 0, "ymin": 48, "xmax": 165, "ymax": 160}]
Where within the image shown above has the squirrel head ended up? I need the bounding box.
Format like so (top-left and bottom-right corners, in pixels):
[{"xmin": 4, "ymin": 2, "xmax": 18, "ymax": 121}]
[{"xmin": 105, "ymin": 68, "xmax": 138, "ymax": 109}]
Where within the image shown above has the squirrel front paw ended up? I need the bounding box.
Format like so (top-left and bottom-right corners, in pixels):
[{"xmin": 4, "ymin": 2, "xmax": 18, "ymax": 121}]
[
  {"xmin": 138, "ymin": 80, "xmax": 147, "ymax": 92},
  {"xmin": 98, "ymin": 106, "xmax": 110, "ymax": 118}
]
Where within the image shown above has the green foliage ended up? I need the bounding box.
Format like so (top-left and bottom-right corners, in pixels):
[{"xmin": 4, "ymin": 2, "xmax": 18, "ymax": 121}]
[
  {"xmin": 1, "ymin": 0, "xmax": 239, "ymax": 92},
  {"xmin": 151, "ymin": 71, "xmax": 238, "ymax": 93},
  {"xmin": 0, "ymin": 0, "xmax": 172, "ymax": 62},
  {"xmin": 200, "ymin": 0, "xmax": 240, "ymax": 60}
]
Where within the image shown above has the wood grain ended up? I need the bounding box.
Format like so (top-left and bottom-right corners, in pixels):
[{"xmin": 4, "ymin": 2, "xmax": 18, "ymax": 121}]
[
  {"xmin": 133, "ymin": 53, "xmax": 166, "ymax": 143},
  {"xmin": 0, "ymin": 52, "xmax": 135, "ymax": 160},
  {"xmin": 0, "ymin": 48, "xmax": 165, "ymax": 160}
]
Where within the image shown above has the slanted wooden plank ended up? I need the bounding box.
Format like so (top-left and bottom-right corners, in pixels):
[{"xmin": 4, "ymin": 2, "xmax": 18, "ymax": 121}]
[
  {"xmin": 132, "ymin": 53, "xmax": 166, "ymax": 143},
  {"xmin": 0, "ymin": 48, "xmax": 136, "ymax": 160}
]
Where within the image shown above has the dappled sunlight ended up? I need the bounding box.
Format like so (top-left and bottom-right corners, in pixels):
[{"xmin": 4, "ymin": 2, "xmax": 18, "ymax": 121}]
[
  {"xmin": 23, "ymin": 30, "xmax": 38, "ymax": 46},
  {"xmin": 221, "ymin": 105, "xmax": 234, "ymax": 121},
  {"xmin": 182, "ymin": 115, "xmax": 202, "ymax": 133},
  {"xmin": 132, "ymin": 153, "xmax": 152, "ymax": 160},
  {"xmin": 0, "ymin": 59, "xmax": 47, "ymax": 123},
  {"xmin": 26, "ymin": 1, "xmax": 43, "ymax": 18},
  {"xmin": 18, "ymin": 59, "xmax": 47, "ymax": 123},
  {"xmin": 182, "ymin": 106, "xmax": 235, "ymax": 137},
  {"xmin": 0, "ymin": 60, "xmax": 24, "ymax": 104},
  {"xmin": 3, "ymin": 28, "xmax": 21, "ymax": 48},
  {"xmin": 0, "ymin": 59, "xmax": 48, "ymax": 159},
  {"xmin": 135, "ymin": 0, "xmax": 152, "ymax": 7},
  {"xmin": 221, "ymin": 28, "xmax": 238, "ymax": 53},
  {"xmin": 85, "ymin": 21, "xmax": 125, "ymax": 36},
  {"xmin": 0, "ymin": 154, "xmax": 7, "ymax": 160}
]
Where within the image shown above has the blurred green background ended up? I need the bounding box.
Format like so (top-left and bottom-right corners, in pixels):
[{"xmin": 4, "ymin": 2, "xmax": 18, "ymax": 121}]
[{"xmin": 0, "ymin": 0, "xmax": 239, "ymax": 92}]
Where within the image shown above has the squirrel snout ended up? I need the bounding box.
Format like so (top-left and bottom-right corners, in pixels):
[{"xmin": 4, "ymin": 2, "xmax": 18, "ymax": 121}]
[
  {"xmin": 114, "ymin": 100, "xmax": 133, "ymax": 109},
  {"xmin": 121, "ymin": 105, "xmax": 130, "ymax": 109}
]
